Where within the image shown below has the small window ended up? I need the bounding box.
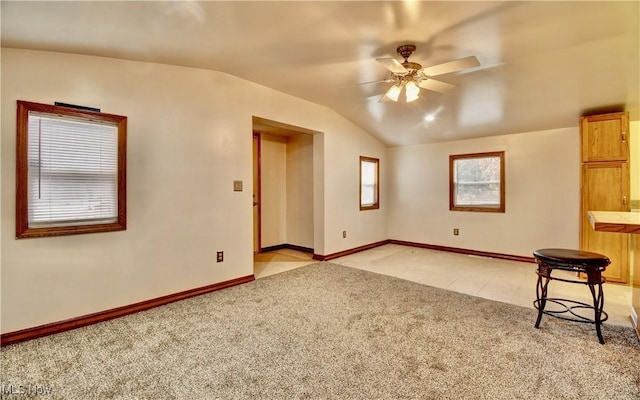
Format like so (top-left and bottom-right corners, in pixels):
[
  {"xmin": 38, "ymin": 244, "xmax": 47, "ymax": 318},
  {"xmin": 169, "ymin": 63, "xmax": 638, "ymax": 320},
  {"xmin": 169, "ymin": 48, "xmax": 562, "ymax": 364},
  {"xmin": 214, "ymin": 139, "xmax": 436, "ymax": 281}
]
[
  {"xmin": 450, "ymin": 151, "xmax": 504, "ymax": 212},
  {"xmin": 360, "ymin": 156, "xmax": 379, "ymax": 210},
  {"xmin": 16, "ymin": 101, "xmax": 127, "ymax": 238}
]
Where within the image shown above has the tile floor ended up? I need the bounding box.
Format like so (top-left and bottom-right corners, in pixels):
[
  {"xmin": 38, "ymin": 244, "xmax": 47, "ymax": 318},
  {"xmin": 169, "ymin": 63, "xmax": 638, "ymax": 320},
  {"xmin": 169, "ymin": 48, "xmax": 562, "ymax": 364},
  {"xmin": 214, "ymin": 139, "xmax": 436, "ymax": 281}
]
[
  {"xmin": 254, "ymin": 248, "xmax": 317, "ymax": 279},
  {"xmin": 254, "ymin": 244, "xmax": 633, "ymax": 327}
]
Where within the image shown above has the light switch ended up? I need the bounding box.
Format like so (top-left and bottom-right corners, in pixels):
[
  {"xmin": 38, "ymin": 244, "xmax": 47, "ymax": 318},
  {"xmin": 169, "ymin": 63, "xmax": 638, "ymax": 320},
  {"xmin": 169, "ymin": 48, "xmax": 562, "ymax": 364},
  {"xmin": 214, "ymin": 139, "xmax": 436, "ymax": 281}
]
[{"xmin": 233, "ymin": 180, "xmax": 243, "ymax": 192}]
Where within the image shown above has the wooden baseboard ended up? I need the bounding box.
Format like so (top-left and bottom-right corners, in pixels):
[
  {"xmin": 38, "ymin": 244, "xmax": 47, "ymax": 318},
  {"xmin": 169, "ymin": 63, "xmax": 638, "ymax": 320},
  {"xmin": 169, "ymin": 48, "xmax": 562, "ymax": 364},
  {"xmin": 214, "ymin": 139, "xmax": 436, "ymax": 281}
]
[
  {"xmin": 1, "ymin": 274, "xmax": 255, "ymax": 347},
  {"xmin": 261, "ymin": 243, "xmax": 314, "ymax": 254},
  {"xmin": 313, "ymin": 240, "xmax": 391, "ymax": 261},
  {"xmin": 313, "ymin": 239, "xmax": 534, "ymax": 264},
  {"xmin": 389, "ymin": 240, "xmax": 536, "ymax": 263}
]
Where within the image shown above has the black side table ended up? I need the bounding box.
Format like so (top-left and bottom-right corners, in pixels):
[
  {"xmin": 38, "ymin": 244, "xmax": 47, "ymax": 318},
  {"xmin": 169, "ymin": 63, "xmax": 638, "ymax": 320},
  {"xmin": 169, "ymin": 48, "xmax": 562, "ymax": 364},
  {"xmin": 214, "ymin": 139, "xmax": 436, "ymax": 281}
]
[{"xmin": 533, "ymin": 248, "xmax": 611, "ymax": 344}]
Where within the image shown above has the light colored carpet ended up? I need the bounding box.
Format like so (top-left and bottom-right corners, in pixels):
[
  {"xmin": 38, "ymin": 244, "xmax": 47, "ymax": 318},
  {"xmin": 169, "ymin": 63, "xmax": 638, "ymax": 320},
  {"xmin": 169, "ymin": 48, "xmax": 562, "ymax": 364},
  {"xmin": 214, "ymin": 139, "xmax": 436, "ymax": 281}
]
[{"xmin": 1, "ymin": 262, "xmax": 639, "ymax": 399}]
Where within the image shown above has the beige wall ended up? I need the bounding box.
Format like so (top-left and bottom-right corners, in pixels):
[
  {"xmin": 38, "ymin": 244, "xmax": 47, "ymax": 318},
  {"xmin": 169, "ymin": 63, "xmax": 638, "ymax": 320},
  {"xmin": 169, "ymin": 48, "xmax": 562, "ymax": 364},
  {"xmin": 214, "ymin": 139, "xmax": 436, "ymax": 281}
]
[
  {"xmin": 259, "ymin": 133, "xmax": 314, "ymax": 249},
  {"xmin": 260, "ymin": 134, "xmax": 288, "ymax": 247},
  {"xmin": 323, "ymin": 127, "xmax": 389, "ymax": 252},
  {"xmin": 1, "ymin": 48, "xmax": 387, "ymax": 333},
  {"xmin": 286, "ymin": 134, "xmax": 314, "ymax": 248},
  {"xmin": 388, "ymin": 127, "xmax": 580, "ymax": 257}
]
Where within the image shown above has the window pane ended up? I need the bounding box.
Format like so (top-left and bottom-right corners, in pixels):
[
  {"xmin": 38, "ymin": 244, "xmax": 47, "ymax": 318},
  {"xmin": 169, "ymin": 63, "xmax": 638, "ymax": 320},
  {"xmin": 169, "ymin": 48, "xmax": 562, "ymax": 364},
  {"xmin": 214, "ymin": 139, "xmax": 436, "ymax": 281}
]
[
  {"xmin": 361, "ymin": 161, "xmax": 376, "ymax": 185},
  {"xmin": 361, "ymin": 184, "xmax": 375, "ymax": 205},
  {"xmin": 454, "ymin": 157, "xmax": 500, "ymax": 207}
]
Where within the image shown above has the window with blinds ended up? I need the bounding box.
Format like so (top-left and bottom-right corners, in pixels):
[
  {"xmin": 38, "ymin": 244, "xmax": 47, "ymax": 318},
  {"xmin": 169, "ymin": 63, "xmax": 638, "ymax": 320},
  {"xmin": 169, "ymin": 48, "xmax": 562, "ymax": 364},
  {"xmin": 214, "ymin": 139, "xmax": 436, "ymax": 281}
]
[
  {"xmin": 360, "ymin": 156, "xmax": 379, "ymax": 210},
  {"xmin": 16, "ymin": 101, "xmax": 127, "ymax": 238}
]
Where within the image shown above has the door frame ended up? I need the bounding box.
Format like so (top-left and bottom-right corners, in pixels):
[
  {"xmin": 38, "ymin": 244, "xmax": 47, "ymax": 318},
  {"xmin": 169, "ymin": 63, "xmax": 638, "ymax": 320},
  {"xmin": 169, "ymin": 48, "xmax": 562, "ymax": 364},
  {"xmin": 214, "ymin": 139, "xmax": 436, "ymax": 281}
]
[
  {"xmin": 252, "ymin": 115, "xmax": 323, "ymax": 257},
  {"xmin": 252, "ymin": 131, "xmax": 262, "ymax": 254}
]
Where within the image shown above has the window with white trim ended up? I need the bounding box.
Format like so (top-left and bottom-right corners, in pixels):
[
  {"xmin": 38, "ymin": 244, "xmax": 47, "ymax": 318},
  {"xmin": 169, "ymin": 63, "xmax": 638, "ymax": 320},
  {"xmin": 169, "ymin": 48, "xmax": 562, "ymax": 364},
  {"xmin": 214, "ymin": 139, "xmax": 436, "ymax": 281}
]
[{"xmin": 16, "ymin": 101, "xmax": 127, "ymax": 238}]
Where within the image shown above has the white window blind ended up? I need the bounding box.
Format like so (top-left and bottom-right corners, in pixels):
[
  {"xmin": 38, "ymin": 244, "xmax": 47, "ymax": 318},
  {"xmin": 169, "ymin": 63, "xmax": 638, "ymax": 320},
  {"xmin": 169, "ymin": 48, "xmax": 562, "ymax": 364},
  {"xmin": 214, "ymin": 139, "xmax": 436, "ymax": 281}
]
[{"xmin": 27, "ymin": 111, "xmax": 118, "ymax": 227}]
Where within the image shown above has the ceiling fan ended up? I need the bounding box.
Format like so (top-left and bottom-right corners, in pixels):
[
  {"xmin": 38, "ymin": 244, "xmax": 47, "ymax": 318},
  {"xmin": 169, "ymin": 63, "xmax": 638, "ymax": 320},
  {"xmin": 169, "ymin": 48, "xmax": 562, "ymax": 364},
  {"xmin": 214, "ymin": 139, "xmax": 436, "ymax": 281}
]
[{"xmin": 374, "ymin": 44, "xmax": 480, "ymax": 102}]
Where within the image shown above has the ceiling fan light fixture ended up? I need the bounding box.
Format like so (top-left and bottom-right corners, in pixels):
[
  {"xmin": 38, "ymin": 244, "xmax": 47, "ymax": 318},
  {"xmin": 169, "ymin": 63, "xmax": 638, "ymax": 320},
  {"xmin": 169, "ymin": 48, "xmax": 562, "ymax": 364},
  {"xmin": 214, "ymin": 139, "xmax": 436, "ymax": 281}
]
[
  {"xmin": 374, "ymin": 44, "xmax": 480, "ymax": 104},
  {"xmin": 405, "ymin": 81, "xmax": 420, "ymax": 102},
  {"xmin": 405, "ymin": 91, "xmax": 419, "ymax": 103},
  {"xmin": 385, "ymin": 84, "xmax": 402, "ymax": 102}
]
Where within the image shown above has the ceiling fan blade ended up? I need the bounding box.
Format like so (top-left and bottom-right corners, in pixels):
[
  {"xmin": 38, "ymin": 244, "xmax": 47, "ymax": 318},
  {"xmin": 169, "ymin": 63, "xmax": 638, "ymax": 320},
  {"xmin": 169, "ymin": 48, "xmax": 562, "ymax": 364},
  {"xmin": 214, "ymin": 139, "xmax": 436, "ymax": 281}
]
[
  {"xmin": 418, "ymin": 79, "xmax": 456, "ymax": 94},
  {"xmin": 420, "ymin": 56, "xmax": 480, "ymax": 77},
  {"xmin": 357, "ymin": 78, "xmax": 394, "ymax": 86},
  {"xmin": 376, "ymin": 58, "xmax": 408, "ymax": 75}
]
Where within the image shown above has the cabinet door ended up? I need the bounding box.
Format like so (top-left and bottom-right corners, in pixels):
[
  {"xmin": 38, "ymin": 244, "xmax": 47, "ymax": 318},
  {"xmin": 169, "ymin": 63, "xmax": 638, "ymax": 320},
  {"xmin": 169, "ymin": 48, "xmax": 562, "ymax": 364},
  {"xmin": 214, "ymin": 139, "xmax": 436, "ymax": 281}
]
[
  {"xmin": 580, "ymin": 112, "xmax": 629, "ymax": 162},
  {"xmin": 580, "ymin": 162, "xmax": 630, "ymax": 283}
]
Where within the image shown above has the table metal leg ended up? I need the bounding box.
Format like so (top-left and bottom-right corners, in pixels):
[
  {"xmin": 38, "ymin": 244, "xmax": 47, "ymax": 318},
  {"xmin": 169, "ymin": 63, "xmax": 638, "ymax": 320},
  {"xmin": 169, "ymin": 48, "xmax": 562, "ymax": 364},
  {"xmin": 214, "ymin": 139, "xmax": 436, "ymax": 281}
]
[
  {"xmin": 535, "ymin": 267, "xmax": 550, "ymax": 328},
  {"xmin": 588, "ymin": 281, "xmax": 606, "ymax": 344}
]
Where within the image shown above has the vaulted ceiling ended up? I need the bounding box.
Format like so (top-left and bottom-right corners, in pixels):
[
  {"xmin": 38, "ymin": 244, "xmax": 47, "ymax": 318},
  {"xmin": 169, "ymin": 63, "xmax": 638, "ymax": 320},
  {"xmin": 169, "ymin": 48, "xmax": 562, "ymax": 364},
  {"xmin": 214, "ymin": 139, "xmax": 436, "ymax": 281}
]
[{"xmin": 2, "ymin": 1, "xmax": 638, "ymax": 146}]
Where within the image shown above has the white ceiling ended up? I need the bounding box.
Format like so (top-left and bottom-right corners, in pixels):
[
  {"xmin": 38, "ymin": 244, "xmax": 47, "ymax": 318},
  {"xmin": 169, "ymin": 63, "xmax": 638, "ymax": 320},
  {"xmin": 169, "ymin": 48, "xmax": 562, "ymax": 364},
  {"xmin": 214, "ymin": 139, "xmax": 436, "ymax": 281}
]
[{"xmin": 1, "ymin": 1, "xmax": 638, "ymax": 146}]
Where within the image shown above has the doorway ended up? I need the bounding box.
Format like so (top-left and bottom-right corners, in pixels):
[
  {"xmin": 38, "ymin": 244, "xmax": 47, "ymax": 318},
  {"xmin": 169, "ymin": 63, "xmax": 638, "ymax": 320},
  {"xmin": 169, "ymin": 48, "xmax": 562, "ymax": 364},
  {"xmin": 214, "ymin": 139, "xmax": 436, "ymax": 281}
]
[{"xmin": 252, "ymin": 116, "xmax": 319, "ymax": 277}]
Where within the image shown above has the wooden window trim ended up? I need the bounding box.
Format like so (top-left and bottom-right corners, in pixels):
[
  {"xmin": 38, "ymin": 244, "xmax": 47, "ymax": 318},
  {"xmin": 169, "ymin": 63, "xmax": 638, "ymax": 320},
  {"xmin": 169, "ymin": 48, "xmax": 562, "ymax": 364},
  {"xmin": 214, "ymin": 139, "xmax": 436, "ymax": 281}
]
[
  {"xmin": 360, "ymin": 156, "xmax": 379, "ymax": 211},
  {"xmin": 449, "ymin": 151, "xmax": 505, "ymax": 213},
  {"xmin": 16, "ymin": 100, "xmax": 127, "ymax": 238}
]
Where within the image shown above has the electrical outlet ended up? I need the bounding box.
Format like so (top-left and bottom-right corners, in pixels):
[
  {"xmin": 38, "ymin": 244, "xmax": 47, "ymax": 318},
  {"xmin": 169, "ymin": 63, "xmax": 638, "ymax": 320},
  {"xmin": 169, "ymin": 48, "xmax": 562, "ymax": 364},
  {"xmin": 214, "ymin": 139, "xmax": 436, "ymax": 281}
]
[
  {"xmin": 343, "ymin": 231, "xmax": 347, "ymax": 238},
  {"xmin": 217, "ymin": 251, "xmax": 224, "ymax": 262},
  {"xmin": 453, "ymin": 228, "xmax": 459, "ymax": 236}
]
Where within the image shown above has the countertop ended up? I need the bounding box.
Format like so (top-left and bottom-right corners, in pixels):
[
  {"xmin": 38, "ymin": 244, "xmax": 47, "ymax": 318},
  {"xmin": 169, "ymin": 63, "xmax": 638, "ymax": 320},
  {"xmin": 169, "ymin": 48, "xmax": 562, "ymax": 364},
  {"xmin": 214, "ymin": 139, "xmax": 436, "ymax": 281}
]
[{"xmin": 588, "ymin": 211, "xmax": 640, "ymax": 234}]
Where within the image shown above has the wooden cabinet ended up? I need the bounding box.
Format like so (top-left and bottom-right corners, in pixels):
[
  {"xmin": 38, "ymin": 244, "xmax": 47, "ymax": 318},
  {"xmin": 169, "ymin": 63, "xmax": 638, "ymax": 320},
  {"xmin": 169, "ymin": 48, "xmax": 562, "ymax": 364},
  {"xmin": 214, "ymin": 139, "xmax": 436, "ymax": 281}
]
[
  {"xmin": 581, "ymin": 112, "xmax": 629, "ymax": 162},
  {"xmin": 580, "ymin": 112, "xmax": 630, "ymax": 283},
  {"xmin": 580, "ymin": 162, "xmax": 630, "ymax": 282}
]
